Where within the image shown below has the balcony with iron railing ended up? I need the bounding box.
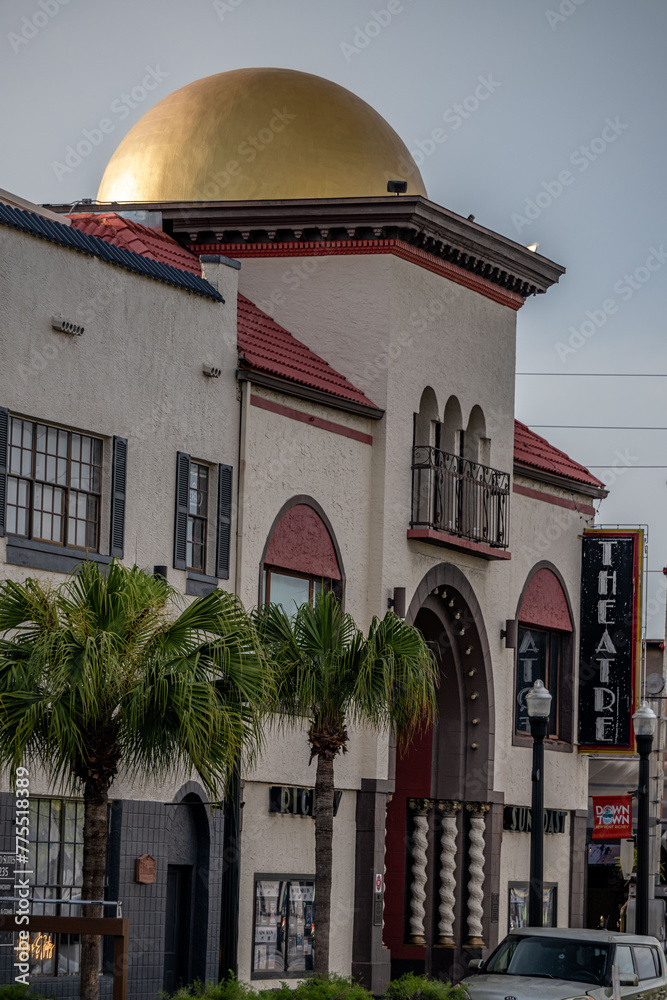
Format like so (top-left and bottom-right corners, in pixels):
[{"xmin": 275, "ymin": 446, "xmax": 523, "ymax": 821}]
[{"xmin": 409, "ymin": 446, "xmax": 511, "ymax": 558}]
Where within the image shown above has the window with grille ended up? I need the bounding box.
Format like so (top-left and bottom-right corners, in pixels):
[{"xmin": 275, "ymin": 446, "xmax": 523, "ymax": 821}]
[
  {"xmin": 7, "ymin": 418, "xmax": 102, "ymax": 550},
  {"xmin": 187, "ymin": 462, "xmax": 209, "ymax": 572},
  {"xmin": 28, "ymin": 798, "xmax": 85, "ymax": 976}
]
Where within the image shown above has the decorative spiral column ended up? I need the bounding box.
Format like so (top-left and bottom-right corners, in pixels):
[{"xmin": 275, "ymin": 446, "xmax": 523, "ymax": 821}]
[
  {"xmin": 382, "ymin": 792, "xmax": 392, "ymax": 945},
  {"xmin": 465, "ymin": 802, "xmax": 490, "ymax": 948},
  {"xmin": 407, "ymin": 798, "xmax": 432, "ymax": 945},
  {"xmin": 435, "ymin": 800, "xmax": 461, "ymax": 947}
]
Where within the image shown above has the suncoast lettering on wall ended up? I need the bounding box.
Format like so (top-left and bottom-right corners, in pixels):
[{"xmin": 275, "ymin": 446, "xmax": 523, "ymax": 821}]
[{"xmin": 51, "ymin": 66, "xmax": 168, "ymax": 181}]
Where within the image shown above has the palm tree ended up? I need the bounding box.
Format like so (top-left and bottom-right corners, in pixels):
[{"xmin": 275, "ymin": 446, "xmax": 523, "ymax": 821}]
[
  {"xmin": 0, "ymin": 561, "xmax": 268, "ymax": 1000},
  {"xmin": 253, "ymin": 590, "xmax": 438, "ymax": 974}
]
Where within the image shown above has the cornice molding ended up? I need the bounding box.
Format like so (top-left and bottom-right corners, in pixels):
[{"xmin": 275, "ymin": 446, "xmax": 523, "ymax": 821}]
[
  {"xmin": 199, "ymin": 238, "xmax": 525, "ymax": 310},
  {"xmin": 46, "ymin": 195, "xmax": 565, "ymax": 299}
]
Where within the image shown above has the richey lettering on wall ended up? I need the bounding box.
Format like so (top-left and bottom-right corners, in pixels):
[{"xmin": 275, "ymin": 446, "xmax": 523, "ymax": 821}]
[
  {"xmin": 578, "ymin": 529, "xmax": 643, "ymax": 752},
  {"xmin": 269, "ymin": 786, "xmax": 342, "ymax": 817}
]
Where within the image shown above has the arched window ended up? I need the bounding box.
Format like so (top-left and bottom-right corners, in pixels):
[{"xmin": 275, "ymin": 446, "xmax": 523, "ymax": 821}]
[
  {"xmin": 465, "ymin": 404, "xmax": 490, "ymax": 466},
  {"xmin": 515, "ymin": 567, "xmax": 574, "ymax": 742},
  {"xmin": 441, "ymin": 395, "xmax": 463, "ymax": 455},
  {"xmin": 261, "ymin": 501, "xmax": 342, "ymax": 615},
  {"xmin": 414, "ymin": 387, "xmax": 440, "ymax": 449}
]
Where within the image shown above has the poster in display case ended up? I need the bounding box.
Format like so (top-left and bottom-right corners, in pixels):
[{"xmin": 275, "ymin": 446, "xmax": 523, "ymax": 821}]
[{"xmin": 252, "ymin": 875, "xmax": 315, "ymax": 978}]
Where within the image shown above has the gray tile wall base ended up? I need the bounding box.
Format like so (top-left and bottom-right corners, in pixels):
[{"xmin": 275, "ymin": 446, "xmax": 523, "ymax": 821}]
[{"xmin": 0, "ymin": 788, "xmax": 225, "ymax": 999}]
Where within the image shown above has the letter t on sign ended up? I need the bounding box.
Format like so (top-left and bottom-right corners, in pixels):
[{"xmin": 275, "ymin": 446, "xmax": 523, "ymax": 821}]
[{"xmin": 601, "ymin": 540, "xmax": 618, "ymax": 565}]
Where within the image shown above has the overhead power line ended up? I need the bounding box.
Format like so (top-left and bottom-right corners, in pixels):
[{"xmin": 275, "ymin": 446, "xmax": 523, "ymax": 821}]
[{"xmin": 516, "ymin": 372, "xmax": 667, "ymax": 377}]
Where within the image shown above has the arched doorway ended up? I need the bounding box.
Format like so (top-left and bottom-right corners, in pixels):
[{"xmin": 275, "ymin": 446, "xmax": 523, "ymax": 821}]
[
  {"xmin": 384, "ymin": 564, "xmax": 499, "ymax": 982},
  {"xmin": 163, "ymin": 787, "xmax": 211, "ymax": 992}
]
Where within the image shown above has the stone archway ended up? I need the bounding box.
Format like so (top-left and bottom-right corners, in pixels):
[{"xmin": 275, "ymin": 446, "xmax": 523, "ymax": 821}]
[{"xmin": 383, "ymin": 563, "xmax": 500, "ymax": 983}]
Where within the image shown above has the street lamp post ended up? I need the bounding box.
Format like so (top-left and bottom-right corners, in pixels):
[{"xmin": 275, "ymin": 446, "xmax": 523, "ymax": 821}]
[
  {"xmin": 527, "ymin": 679, "xmax": 552, "ymax": 928},
  {"xmin": 633, "ymin": 701, "xmax": 657, "ymax": 937}
]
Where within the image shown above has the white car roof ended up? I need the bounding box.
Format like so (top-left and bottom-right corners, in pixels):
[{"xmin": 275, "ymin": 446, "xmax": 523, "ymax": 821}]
[{"xmin": 507, "ymin": 927, "xmax": 660, "ymax": 946}]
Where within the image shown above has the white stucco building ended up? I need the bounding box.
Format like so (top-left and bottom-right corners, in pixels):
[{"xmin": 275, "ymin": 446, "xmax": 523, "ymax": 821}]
[{"xmin": 0, "ymin": 66, "xmax": 614, "ymax": 997}]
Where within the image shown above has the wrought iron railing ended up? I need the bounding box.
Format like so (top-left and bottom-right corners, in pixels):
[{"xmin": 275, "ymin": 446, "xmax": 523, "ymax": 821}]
[{"xmin": 411, "ymin": 446, "xmax": 510, "ymax": 548}]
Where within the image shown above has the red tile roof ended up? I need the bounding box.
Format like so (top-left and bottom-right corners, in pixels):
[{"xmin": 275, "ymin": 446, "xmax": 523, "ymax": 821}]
[
  {"xmin": 514, "ymin": 420, "xmax": 605, "ymax": 490},
  {"xmin": 236, "ymin": 294, "xmax": 380, "ymax": 410},
  {"xmin": 67, "ymin": 214, "xmax": 604, "ymax": 480},
  {"xmin": 68, "ymin": 212, "xmax": 201, "ymax": 274},
  {"xmin": 68, "ymin": 212, "xmax": 380, "ymax": 411}
]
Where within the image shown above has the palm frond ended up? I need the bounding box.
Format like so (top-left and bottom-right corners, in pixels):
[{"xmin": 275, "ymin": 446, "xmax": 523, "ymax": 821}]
[
  {"xmin": 257, "ymin": 591, "xmax": 438, "ymax": 752},
  {"xmin": 0, "ymin": 562, "xmax": 269, "ymax": 798}
]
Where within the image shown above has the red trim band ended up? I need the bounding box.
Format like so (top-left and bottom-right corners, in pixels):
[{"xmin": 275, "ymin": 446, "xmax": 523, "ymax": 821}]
[
  {"xmin": 407, "ymin": 528, "xmax": 511, "ymax": 560},
  {"xmin": 513, "ymin": 483, "xmax": 595, "ymax": 516},
  {"xmin": 193, "ymin": 239, "xmax": 525, "ymax": 311},
  {"xmin": 250, "ymin": 394, "xmax": 373, "ymax": 445}
]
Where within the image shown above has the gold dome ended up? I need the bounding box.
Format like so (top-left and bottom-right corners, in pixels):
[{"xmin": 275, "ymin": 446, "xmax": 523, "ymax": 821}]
[{"xmin": 97, "ymin": 68, "xmax": 427, "ymax": 202}]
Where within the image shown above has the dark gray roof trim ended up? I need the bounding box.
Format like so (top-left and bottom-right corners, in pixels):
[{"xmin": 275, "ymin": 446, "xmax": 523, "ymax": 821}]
[
  {"xmin": 236, "ymin": 368, "xmax": 385, "ymax": 419},
  {"xmin": 513, "ymin": 462, "xmax": 608, "ymax": 500},
  {"xmin": 0, "ymin": 202, "xmax": 223, "ymax": 302}
]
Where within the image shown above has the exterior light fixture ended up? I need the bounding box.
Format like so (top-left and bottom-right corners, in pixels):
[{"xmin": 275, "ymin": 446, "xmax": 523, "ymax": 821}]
[
  {"xmin": 633, "ymin": 700, "xmax": 657, "ymax": 935},
  {"xmin": 387, "ymin": 180, "xmax": 407, "ymax": 195},
  {"xmin": 633, "ymin": 701, "xmax": 657, "ymax": 737},
  {"xmin": 527, "ymin": 679, "xmax": 552, "ymax": 928},
  {"xmin": 388, "ymin": 587, "xmax": 406, "ymax": 618},
  {"xmin": 501, "ymin": 619, "xmax": 519, "ymax": 648}
]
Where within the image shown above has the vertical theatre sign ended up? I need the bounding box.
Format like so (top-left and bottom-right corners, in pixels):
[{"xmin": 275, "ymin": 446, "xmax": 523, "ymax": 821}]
[{"xmin": 578, "ymin": 529, "xmax": 643, "ymax": 752}]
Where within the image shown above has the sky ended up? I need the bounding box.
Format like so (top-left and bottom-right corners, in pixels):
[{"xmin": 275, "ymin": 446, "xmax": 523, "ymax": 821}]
[{"xmin": 1, "ymin": 0, "xmax": 666, "ymax": 632}]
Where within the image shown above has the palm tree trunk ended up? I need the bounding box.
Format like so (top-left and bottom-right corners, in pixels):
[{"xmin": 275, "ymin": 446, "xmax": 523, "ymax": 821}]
[
  {"xmin": 80, "ymin": 775, "xmax": 108, "ymax": 1000},
  {"xmin": 313, "ymin": 751, "xmax": 335, "ymax": 975}
]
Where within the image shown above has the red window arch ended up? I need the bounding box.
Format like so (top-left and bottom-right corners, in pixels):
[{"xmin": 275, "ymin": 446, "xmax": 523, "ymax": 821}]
[
  {"xmin": 262, "ymin": 503, "xmax": 342, "ymax": 613},
  {"xmin": 515, "ymin": 568, "xmax": 573, "ymax": 741}
]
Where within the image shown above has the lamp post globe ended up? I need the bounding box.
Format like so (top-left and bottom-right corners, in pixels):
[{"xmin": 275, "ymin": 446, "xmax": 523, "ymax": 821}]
[
  {"xmin": 527, "ymin": 679, "xmax": 552, "ymax": 928},
  {"xmin": 633, "ymin": 701, "xmax": 657, "ymax": 738},
  {"xmin": 633, "ymin": 700, "xmax": 657, "ymax": 936}
]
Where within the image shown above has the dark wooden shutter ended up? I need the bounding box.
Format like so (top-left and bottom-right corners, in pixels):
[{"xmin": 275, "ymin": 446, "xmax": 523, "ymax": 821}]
[
  {"xmin": 0, "ymin": 408, "xmax": 8, "ymax": 537},
  {"xmin": 173, "ymin": 452, "xmax": 191, "ymax": 570},
  {"xmin": 216, "ymin": 464, "xmax": 233, "ymax": 579},
  {"xmin": 109, "ymin": 436, "xmax": 128, "ymax": 558}
]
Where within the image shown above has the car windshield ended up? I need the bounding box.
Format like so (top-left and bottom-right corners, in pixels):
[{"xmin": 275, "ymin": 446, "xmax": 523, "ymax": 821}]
[{"xmin": 484, "ymin": 935, "xmax": 610, "ymax": 986}]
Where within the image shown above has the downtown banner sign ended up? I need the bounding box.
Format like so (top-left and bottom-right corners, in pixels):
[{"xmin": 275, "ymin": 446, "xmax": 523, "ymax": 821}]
[
  {"xmin": 592, "ymin": 795, "xmax": 633, "ymax": 839},
  {"xmin": 578, "ymin": 528, "xmax": 643, "ymax": 753}
]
